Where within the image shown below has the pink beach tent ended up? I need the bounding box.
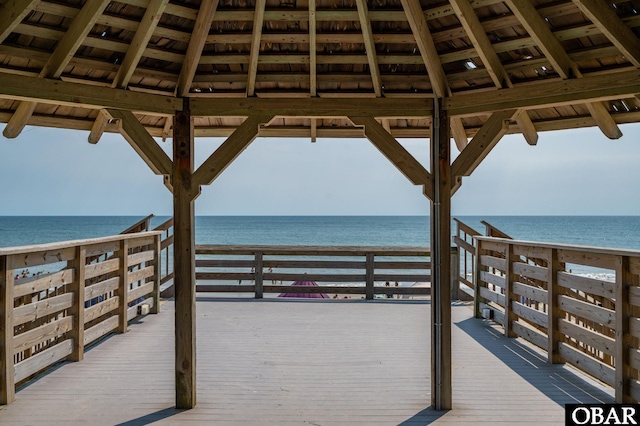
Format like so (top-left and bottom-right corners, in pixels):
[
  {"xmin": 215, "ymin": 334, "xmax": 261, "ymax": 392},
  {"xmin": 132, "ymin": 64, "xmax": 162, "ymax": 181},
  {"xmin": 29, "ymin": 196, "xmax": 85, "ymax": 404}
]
[{"xmin": 278, "ymin": 280, "xmax": 330, "ymax": 299}]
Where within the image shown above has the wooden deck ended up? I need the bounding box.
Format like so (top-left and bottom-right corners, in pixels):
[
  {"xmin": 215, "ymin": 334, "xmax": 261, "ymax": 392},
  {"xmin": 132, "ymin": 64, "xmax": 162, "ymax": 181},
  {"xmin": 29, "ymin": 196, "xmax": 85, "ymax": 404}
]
[{"xmin": 0, "ymin": 298, "xmax": 613, "ymax": 425}]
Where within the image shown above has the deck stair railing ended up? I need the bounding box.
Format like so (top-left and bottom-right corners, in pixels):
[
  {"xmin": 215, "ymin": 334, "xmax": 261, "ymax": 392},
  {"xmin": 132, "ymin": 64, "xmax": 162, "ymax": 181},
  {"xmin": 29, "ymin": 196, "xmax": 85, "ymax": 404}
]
[{"xmin": 0, "ymin": 231, "xmax": 163, "ymax": 405}]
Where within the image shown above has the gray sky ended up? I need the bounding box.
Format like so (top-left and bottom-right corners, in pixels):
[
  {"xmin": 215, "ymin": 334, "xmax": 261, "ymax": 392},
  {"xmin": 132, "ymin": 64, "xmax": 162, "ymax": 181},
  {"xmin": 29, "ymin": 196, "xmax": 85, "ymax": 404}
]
[{"xmin": 1, "ymin": 122, "xmax": 639, "ymax": 216}]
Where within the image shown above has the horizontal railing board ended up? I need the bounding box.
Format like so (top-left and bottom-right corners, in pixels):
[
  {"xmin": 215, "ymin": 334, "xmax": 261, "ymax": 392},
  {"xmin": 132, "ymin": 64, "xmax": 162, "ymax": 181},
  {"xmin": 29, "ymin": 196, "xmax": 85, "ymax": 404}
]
[
  {"xmin": 374, "ymin": 261, "xmax": 430, "ymax": 270},
  {"xmin": 512, "ymin": 281, "xmax": 547, "ymax": 304},
  {"xmin": 198, "ymin": 272, "xmax": 368, "ymax": 282},
  {"xmin": 459, "ymin": 276, "xmax": 474, "ymax": 288},
  {"xmin": 9, "ymin": 247, "xmax": 76, "ymax": 269},
  {"xmin": 85, "ymin": 258, "xmax": 120, "ymax": 281},
  {"xmin": 476, "ymin": 237, "xmax": 640, "ymax": 258},
  {"xmin": 631, "ymin": 258, "xmax": 640, "ymax": 276},
  {"xmin": 197, "ymin": 272, "xmax": 254, "ymax": 281},
  {"xmin": 85, "ymin": 240, "xmax": 119, "ymax": 258},
  {"xmin": 160, "ymin": 273, "xmax": 174, "ymax": 285},
  {"xmin": 453, "ymin": 235, "xmax": 475, "ymax": 253},
  {"xmin": 84, "ymin": 277, "xmax": 119, "ymax": 302},
  {"xmin": 128, "ymin": 282, "xmax": 154, "ymax": 301},
  {"xmin": 511, "ymin": 321, "xmax": 547, "ymax": 350},
  {"xmin": 128, "ymin": 266, "xmax": 154, "ymax": 284},
  {"xmin": 512, "ymin": 302, "xmax": 548, "ymax": 329},
  {"xmin": 0, "ymin": 232, "xmax": 162, "ymax": 256},
  {"xmin": 512, "ymin": 244, "xmax": 548, "ymax": 261},
  {"xmin": 128, "ymin": 250, "xmax": 154, "ymax": 267},
  {"xmin": 558, "ymin": 295, "xmax": 615, "ymax": 327},
  {"xmin": 558, "ymin": 342, "xmax": 615, "ymax": 387},
  {"xmin": 557, "ymin": 271, "xmax": 615, "ymax": 299},
  {"xmin": 127, "ymin": 297, "xmax": 154, "ymax": 322},
  {"xmin": 84, "ymin": 315, "xmax": 119, "ymax": 346},
  {"xmin": 14, "ymin": 339, "xmax": 74, "ymax": 383},
  {"xmin": 630, "ymin": 379, "xmax": 640, "ymax": 403},
  {"xmin": 196, "ymin": 245, "xmax": 430, "ymax": 256},
  {"xmin": 84, "ymin": 297, "xmax": 119, "ymax": 323},
  {"xmin": 453, "ymin": 218, "xmax": 481, "ymax": 236},
  {"xmin": 480, "ymin": 270, "xmax": 506, "ymax": 289},
  {"xmin": 194, "ymin": 284, "xmax": 430, "ymax": 295},
  {"xmin": 373, "ymin": 274, "xmax": 430, "ymax": 282},
  {"xmin": 13, "ymin": 293, "xmax": 74, "ymax": 326},
  {"xmin": 479, "ymin": 255, "xmax": 506, "ymax": 271},
  {"xmin": 558, "ymin": 319, "xmax": 615, "ymax": 357},
  {"xmin": 512, "ymin": 262, "xmax": 548, "ymax": 282},
  {"xmin": 479, "ymin": 286, "xmax": 505, "ymax": 306},
  {"xmin": 479, "ymin": 302, "xmax": 504, "ymax": 325},
  {"xmin": 629, "ymin": 317, "xmax": 640, "ymax": 336},
  {"xmin": 629, "ymin": 286, "xmax": 640, "ymax": 309},
  {"xmin": 127, "ymin": 235, "xmax": 157, "ymax": 248},
  {"xmin": 195, "ymin": 284, "xmax": 256, "ymax": 293},
  {"xmin": 196, "ymin": 259, "xmax": 257, "ymax": 268},
  {"xmin": 558, "ymin": 249, "xmax": 618, "ymax": 270},
  {"xmin": 13, "ymin": 269, "xmax": 74, "ymax": 298},
  {"xmin": 629, "ymin": 348, "xmax": 640, "ymax": 372},
  {"xmin": 479, "ymin": 240, "xmax": 507, "ymax": 254},
  {"xmin": 13, "ymin": 316, "xmax": 73, "ymax": 353}
]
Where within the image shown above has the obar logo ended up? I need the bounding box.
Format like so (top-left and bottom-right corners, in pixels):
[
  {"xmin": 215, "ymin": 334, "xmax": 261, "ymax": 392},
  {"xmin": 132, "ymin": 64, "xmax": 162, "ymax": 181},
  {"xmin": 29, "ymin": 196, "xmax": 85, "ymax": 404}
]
[{"xmin": 566, "ymin": 404, "xmax": 640, "ymax": 426}]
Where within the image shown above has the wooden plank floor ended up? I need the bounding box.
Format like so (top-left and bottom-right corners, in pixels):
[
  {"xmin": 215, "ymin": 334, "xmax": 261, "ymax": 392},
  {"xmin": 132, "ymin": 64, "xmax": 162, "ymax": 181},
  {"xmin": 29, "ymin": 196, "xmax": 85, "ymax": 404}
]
[{"xmin": 0, "ymin": 298, "xmax": 613, "ymax": 425}]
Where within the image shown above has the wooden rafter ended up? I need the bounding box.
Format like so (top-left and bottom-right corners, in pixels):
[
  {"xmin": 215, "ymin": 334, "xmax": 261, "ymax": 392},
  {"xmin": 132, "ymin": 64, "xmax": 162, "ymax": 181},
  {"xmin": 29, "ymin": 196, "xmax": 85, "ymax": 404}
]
[
  {"xmin": 450, "ymin": 116, "xmax": 468, "ymax": 151},
  {"xmin": 572, "ymin": 0, "xmax": 640, "ymax": 67},
  {"xmin": 349, "ymin": 116, "xmax": 433, "ymax": 194},
  {"xmin": 191, "ymin": 115, "xmax": 274, "ymax": 191},
  {"xmin": 355, "ymin": 0, "xmax": 382, "ymax": 97},
  {"xmin": 309, "ymin": 0, "xmax": 317, "ymax": 97},
  {"xmin": 0, "ymin": 0, "xmax": 40, "ymax": 44},
  {"xmin": 247, "ymin": 0, "xmax": 267, "ymax": 97},
  {"xmin": 176, "ymin": 0, "xmax": 219, "ymax": 96},
  {"xmin": 451, "ymin": 109, "xmax": 518, "ymax": 181},
  {"xmin": 514, "ymin": 109, "xmax": 538, "ymax": 146},
  {"xmin": 505, "ymin": 0, "xmax": 622, "ymax": 139},
  {"xmin": 106, "ymin": 109, "xmax": 173, "ymax": 180},
  {"xmin": 111, "ymin": 0, "xmax": 169, "ymax": 89},
  {"xmin": 162, "ymin": 116, "xmax": 173, "ymax": 142},
  {"xmin": 88, "ymin": 109, "xmax": 110, "ymax": 144}
]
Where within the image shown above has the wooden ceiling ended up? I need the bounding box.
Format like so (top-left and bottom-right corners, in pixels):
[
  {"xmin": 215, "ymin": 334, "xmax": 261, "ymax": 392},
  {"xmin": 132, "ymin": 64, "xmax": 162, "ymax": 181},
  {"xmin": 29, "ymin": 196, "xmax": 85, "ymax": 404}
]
[{"xmin": 1, "ymin": 0, "xmax": 640, "ymax": 147}]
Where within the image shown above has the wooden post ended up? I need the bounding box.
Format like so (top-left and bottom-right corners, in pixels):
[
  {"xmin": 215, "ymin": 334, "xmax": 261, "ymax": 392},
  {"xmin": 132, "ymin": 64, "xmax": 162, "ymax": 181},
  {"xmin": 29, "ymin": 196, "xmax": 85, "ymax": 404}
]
[
  {"xmin": 474, "ymin": 241, "xmax": 483, "ymax": 318},
  {"xmin": 450, "ymin": 246, "xmax": 459, "ymax": 301},
  {"xmin": 255, "ymin": 252, "xmax": 263, "ymax": 299},
  {"xmin": 174, "ymin": 98, "xmax": 197, "ymax": 409},
  {"xmin": 615, "ymin": 255, "xmax": 631, "ymax": 402},
  {"xmin": 1, "ymin": 255, "xmax": 15, "ymax": 405},
  {"xmin": 546, "ymin": 248, "xmax": 563, "ymax": 364},
  {"xmin": 151, "ymin": 234, "xmax": 161, "ymax": 314},
  {"xmin": 430, "ymin": 98, "xmax": 452, "ymax": 410},
  {"xmin": 504, "ymin": 243, "xmax": 515, "ymax": 338},
  {"xmin": 365, "ymin": 253, "xmax": 374, "ymax": 300},
  {"xmin": 118, "ymin": 239, "xmax": 129, "ymax": 333},
  {"xmin": 69, "ymin": 245, "xmax": 86, "ymax": 361}
]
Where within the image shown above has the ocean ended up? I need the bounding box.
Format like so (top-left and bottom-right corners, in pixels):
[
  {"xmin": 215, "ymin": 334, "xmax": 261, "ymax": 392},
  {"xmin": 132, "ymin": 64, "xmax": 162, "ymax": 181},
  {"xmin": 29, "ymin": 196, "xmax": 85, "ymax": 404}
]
[{"xmin": 0, "ymin": 215, "xmax": 638, "ymax": 279}]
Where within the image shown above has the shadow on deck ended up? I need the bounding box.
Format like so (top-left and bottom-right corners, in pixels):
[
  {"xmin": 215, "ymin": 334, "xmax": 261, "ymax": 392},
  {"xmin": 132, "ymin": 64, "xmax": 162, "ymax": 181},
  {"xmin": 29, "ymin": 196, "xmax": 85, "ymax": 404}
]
[{"xmin": 0, "ymin": 298, "xmax": 613, "ymax": 425}]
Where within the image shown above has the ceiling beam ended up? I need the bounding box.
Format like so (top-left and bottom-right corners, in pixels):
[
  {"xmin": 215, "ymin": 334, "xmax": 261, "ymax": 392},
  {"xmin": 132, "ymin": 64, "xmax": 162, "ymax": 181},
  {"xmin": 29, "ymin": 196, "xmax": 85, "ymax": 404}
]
[
  {"xmin": 111, "ymin": 0, "xmax": 169, "ymax": 89},
  {"xmin": 88, "ymin": 109, "xmax": 110, "ymax": 144},
  {"xmin": 0, "ymin": 0, "xmax": 40, "ymax": 44},
  {"xmin": 451, "ymin": 109, "xmax": 518, "ymax": 181},
  {"xmin": 572, "ymin": 0, "xmax": 640, "ymax": 67},
  {"xmin": 449, "ymin": 0, "xmax": 512, "ymax": 89},
  {"xmin": 445, "ymin": 68, "xmax": 640, "ymax": 116},
  {"xmin": 309, "ymin": 0, "xmax": 317, "ymax": 97},
  {"xmin": 246, "ymin": 0, "xmax": 267, "ymax": 97},
  {"xmin": 192, "ymin": 115, "xmax": 274, "ymax": 190},
  {"xmin": 106, "ymin": 109, "xmax": 173, "ymax": 180},
  {"xmin": 0, "ymin": 73, "xmax": 183, "ymax": 114},
  {"xmin": 2, "ymin": 101, "xmax": 35, "ymax": 138},
  {"xmin": 450, "ymin": 116, "xmax": 468, "ymax": 151},
  {"xmin": 176, "ymin": 0, "xmax": 219, "ymax": 96},
  {"xmin": 349, "ymin": 116, "xmax": 433, "ymax": 193},
  {"xmin": 514, "ymin": 109, "xmax": 538, "ymax": 146},
  {"xmin": 585, "ymin": 101, "xmax": 623, "ymax": 139},
  {"xmin": 355, "ymin": 0, "xmax": 383, "ymax": 97}
]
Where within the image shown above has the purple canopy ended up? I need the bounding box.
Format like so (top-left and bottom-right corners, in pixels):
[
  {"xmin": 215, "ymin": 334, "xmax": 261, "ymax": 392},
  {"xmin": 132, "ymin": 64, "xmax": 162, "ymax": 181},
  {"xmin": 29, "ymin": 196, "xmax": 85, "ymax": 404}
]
[{"xmin": 278, "ymin": 280, "xmax": 330, "ymax": 299}]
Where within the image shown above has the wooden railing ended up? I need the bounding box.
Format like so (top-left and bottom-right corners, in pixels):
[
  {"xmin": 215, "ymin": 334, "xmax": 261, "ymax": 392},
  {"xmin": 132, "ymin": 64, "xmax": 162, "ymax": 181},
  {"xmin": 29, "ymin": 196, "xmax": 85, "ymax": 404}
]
[
  {"xmin": 194, "ymin": 245, "xmax": 433, "ymax": 299},
  {"xmin": 475, "ymin": 236, "xmax": 640, "ymax": 403},
  {"xmin": 0, "ymin": 231, "xmax": 163, "ymax": 405},
  {"xmin": 453, "ymin": 218, "xmax": 481, "ymax": 299}
]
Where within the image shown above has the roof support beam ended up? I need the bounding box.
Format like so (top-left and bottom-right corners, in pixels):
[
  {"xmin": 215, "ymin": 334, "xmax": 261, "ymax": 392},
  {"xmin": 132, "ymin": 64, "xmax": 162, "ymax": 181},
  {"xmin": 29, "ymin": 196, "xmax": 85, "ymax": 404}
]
[
  {"xmin": 106, "ymin": 109, "xmax": 173, "ymax": 191},
  {"xmin": 0, "ymin": 0, "xmax": 40, "ymax": 44},
  {"xmin": 2, "ymin": 101, "xmax": 35, "ymax": 138},
  {"xmin": 111, "ymin": 0, "xmax": 170, "ymax": 89},
  {"xmin": 309, "ymin": 0, "xmax": 317, "ymax": 97},
  {"xmin": 176, "ymin": 0, "xmax": 219, "ymax": 96},
  {"xmin": 514, "ymin": 109, "xmax": 538, "ymax": 146},
  {"xmin": 191, "ymin": 114, "xmax": 274, "ymax": 193},
  {"xmin": 451, "ymin": 109, "xmax": 518, "ymax": 189},
  {"xmin": 348, "ymin": 116, "xmax": 433, "ymax": 195},
  {"xmin": 88, "ymin": 109, "xmax": 110, "ymax": 144},
  {"xmin": 505, "ymin": 0, "xmax": 621, "ymax": 139},
  {"xmin": 247, "ymin": 0, "xmax": 267, "ymax": 97},
  {"xmin": 450, "ymin": 116, "xmax": 468, "ymax": 151},
  {"xmin": 355, "ymin": 0, "xmax": 383, "ymax": 97},
  {"xmin": 572, "ymin": 0, "xmax": 640, "ymax": 67}
]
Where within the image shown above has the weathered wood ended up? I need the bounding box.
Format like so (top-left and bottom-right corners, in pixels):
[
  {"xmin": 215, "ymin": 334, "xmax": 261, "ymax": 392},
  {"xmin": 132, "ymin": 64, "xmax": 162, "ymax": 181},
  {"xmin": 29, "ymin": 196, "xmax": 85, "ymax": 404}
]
[
  {"xmin": 1, "ymin": 255, "xmax": 15, "ymax": 404},
  {"xmin": 558, "ymin": 295, "xmax": 615, "ymax": 327},
  {"xmin": 84, "ymin": 258, "xmax": 120, "ymax": 280},
  {"xmin": 478, "ymin": 286, "xmax": 505, "ymax": 306},
  {"xmin": 616, "ymin": 256, "xmax": 631, "ymax": 402},
  {"xmin": 118, "ymin": 240, "xmax": 129, "ymax": 334},
  {"xmin": 512, "ymin": 281, "xmax": 547, "ymax": 305},
  {"xmin": 13, "ymin": 316, "xmax": 73, "ymax": 353},
  {"xmin": 557, "ymin": 271, "xmax": 615, "ymax": 300},
  {"xmin": 512, "ymin": 302, "xmax": 548, "ymax": 329},
  {"xmin": 480, "ymin": 270, "xmax": 505, "ymax": 289},
  {"xmin": 479, "ymin": 255, "xmax": 506, "ymax": 271},
  {"xmin": 504, "ymin": 244, "xmax": 515, "ymax": 338},
  {"xmin": 195, "ymin": 245, "xmax": 430, "ymax": 257},
  {"xmin": 13, "ymin": 269, "xmax": 74, "ymax": 298},
  {"xmin": 365, "ymin": 253, "xmax": 374, "ymax": 300},
  {"xmin": 511, "ymin": 321, "xmax": 547, "ymax": 350},
  {"xmin": 254, "ymin": 252, "xmax": 264, "ymax": 299},
  {"xmin": 13, "ymin": 339, "xmax": 74, "ymax": 383},
  {"xmin": 13, "ymin": 293, "xmax": 73, "ymax": 326},
  {"xmin": 0, "ymin": 0, "xmax": 40, "ymax": 44},
  {"xmin": 558, "ymin": 319, "xmax": 615, "ymax": 357},
  {"xmin": 246, "ymin": 0, "xmax": 266, "ymax": 96},
  {"xmin": 127, "ymin": 266, "xmax": 154, "ymax": 285},
  {"xmin": 8, "ymin": 247, "xmax": 76, "ymax": 269},
  {"xmin": 69, "ymin": 245, "xmax": 86, "ymax": 361},
  {"xmin": 83, "ymin": 315, "xmax": 119, "ymax": 346},
  {"xmin": 512, "ymin": 262, "xmax": 548, "ymax": 282},
  {"xmin": 128, "ymin": 281, "xmax": 154, "ymax": 302},
  {"xmin": 354, "ymin": 0, "xmax": 382, "ymax": 96},
  {"xmin": 173, "ymin": 98, "xmax": 197, "ymax": 409},
  {"xmin": 84, "ymin": 298, "xmax": 119, "ymax": 323},
  {"xmin": 128, "ymin": 250, "xmax": 155, "ymax": 267},
  {"xmin": 127, "ymin": 297, "xmax": 154, "ymax": 322},
  {"xmin": 84, "ymin": 277, "xmax": 119, "ymax": 301},
  {"xmin": 558, "ymin": 342, "xmax": 615, "ymax": 387},
  {"xmin": 151, "ymin": 234, "xmax": 161, "ymax": 314}
]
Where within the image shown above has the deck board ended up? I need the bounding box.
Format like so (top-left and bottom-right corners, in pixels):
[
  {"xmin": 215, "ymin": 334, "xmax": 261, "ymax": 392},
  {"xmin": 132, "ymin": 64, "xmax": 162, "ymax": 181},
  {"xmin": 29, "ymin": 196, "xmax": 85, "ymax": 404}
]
[{"xmin": 0, "ymin": 298, "xmax": 613, "ymax": 425}]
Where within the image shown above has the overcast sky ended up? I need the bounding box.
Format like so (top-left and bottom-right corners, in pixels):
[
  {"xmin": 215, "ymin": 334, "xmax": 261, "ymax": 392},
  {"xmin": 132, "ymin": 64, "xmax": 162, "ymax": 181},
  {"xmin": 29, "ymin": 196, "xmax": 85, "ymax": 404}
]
[{"xmin": 1, "ymin": 121, "xmax": 639, "ymax": 216}]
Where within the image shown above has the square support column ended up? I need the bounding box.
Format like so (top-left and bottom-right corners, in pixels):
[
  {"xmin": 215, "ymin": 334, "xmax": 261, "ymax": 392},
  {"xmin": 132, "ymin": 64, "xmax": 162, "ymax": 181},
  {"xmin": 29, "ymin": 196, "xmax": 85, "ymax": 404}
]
[
  {"xmin": 173, "ymin": 98, "xmax": 197, "ymax": 409},
  {"xmin": 430, "ymin": 98, "xmax": 452, "ymax": 410}
]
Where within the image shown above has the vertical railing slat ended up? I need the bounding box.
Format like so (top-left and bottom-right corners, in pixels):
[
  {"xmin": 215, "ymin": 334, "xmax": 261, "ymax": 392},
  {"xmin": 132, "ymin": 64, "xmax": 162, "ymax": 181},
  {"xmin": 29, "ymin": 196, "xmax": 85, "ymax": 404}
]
[
  {"xmin": 615, "ymin": 255, "xmax": 631, "ymax": 402},
  {"xmin": 1, "ymin": 255, "xmax": 15, "ymax": 404},
  {"xmin": 504, "ymin": 243, "xmax": 515, "ymax": 337},
  {"xmin": 365, "ymin": 253, "xmax": 374, "ymax": 300},
  {"xmin": 255, "ymin": 252, "xmax": 263, "ymax": 299},
  {"xmin": 69, "ymin": 246, "xmax": 86, "ymax": 361},
  {"xmin": 546, "ymin": 248, "xmax": 563, "ymax": 364},
  {"xmin": 151, "ymin": 234, "xmax": 161, "ymax": 314},
  {"xmin": 118, "ymin": 240, "xmax": 129, "ymax": 333}
]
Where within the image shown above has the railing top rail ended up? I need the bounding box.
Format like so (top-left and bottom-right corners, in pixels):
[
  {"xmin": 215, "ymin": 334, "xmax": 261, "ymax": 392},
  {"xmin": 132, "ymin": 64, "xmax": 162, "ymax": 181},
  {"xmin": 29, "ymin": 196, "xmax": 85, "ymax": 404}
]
[
  {"xmin": 480, "ymin": 220, "xmax": 512, "ymax": 239},
  {"xmin": 154, "ymin": 217, "xmax": 174, "ymax": 231},
  {"xmin": 476, "ymin": 236, "xmax": 640, "ymax": 258},
  {"xmin": 120, "ymin": 214, "xmax": 155, "ymax": 234},
  {"xmin": 196, "ymin": 244, "xmax": 431, "ymax": 256},
  {"xmin": 453, "ymin": 218, "xmax": 482, "ymax": 237},
  {"xmin": 0, "ymin": 231, "xmax": 163, "ymax": 256}
]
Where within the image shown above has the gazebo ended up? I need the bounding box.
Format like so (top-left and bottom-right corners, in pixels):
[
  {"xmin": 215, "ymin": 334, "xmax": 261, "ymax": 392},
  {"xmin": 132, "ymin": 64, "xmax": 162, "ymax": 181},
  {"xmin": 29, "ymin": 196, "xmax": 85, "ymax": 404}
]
[{"xmin": 1, "ymin": 0, "xmax": 640, "ymax": 411}]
